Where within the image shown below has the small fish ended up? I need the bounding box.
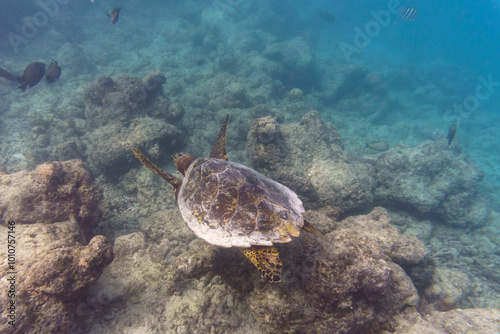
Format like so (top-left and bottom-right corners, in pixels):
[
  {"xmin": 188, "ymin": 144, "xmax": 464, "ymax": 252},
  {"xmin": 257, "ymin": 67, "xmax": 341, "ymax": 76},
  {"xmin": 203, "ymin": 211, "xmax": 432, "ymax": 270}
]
[
  {"xmin": 317, "ymin": 10, "xmax": 335, "ymax": 24},
  {"xmin": 0, "ymin": 67, "xmax": 20, "ymax": 82},
  {"xmin": 447, "ymin": 124, "xmax": 457, "ymax": 146},
  {"xmin": 366, "ymin": 141, "xmax": 389, "ymax": 151},
  {"xmin": 18, "ymin": 62, "xmax": 46, "ymax": 91},
  {"xmin": 107, "ymin": 7, "xmax": 121, "ymax": 25},
  {"xmin": 399, "ymin": 7, "xmax": 418, "ymax": 21},
  {"xmin": 45, "ymin": 58, "xmax": 61, "ymax": 83}
]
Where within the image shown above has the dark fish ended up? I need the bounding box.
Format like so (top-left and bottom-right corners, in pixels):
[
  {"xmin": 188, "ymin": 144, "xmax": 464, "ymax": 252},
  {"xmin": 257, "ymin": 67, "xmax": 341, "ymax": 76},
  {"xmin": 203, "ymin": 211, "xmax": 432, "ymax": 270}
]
[
  {"xmin": 399, "ymin": 7, "xmax": 418, "ymax": 21},
  {"xmin": 45, "ymin": 58, "xmax": 61, "ymax": 83},
  {"xmin": 447, "ymin": 124, "xmax": 457, "ymax": 146},
  {"xmin": 18, "ymin": 62, "xmax": 45, "ymax": 91},
  {"xmin": 107, "ymin": 7, "xmax": 121, "ymax": 25},
  {"xmin": 0, "ymin": 67, "xmax": 20, "ymax": 82},
  {"xmin": 317, "ymin": 10, "xmax": 335, "ymax": 24},
  {"xmin": 366, "ymin": 141, "xmax": 389, "ymax": 151}
]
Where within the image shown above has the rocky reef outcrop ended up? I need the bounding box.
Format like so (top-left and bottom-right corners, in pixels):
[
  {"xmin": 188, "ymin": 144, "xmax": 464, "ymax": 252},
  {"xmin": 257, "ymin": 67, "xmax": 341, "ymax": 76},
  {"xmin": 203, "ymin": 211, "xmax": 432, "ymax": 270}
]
[
  {"xmin": 373, "ymin": 141, "xmax": 489, "ymax": 227},
  {"xmin": 0, "ymin": 160, "xmax": 113, "ymax": 334},
  {"xmin": 83, "ymin": 206, "xmax": 438, "ymax": 333},
  {"xmin": 83, "ymin": 72, "xmax": 184, "ymax": 178},
  {"xmin": 247, "ymin": 111, "xmax": 490, "ymax": 227},
  {"xmin": 247, "ymin": 110, "xmax": 375, "ymax": 218},
  {"xmin": 248, "ymin": 207, "xmax": 430, "ymax": 333},
  {"xmin": 0, "ymin": 159, "xmax": 101, "ymax": 237},
  {"xmin": 84, "ymin": 72, "xmax": 183, "ymax": 128}
]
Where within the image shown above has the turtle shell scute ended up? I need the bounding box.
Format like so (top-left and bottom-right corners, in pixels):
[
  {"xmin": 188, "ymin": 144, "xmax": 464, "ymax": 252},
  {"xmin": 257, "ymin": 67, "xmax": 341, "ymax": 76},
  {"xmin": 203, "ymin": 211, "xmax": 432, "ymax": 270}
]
[{"xmin": 177, "ymin": 158, "xmax": 304, "ymax": 248}]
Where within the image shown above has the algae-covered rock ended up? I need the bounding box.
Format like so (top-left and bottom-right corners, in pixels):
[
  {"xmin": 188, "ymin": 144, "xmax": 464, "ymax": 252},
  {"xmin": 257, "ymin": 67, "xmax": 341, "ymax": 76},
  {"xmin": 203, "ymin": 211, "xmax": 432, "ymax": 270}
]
[
  {"xmin": 0, "ymin": 159, "xmax": 101, "ymax": 236},
  {"xmin": 0, "ymin": 231, "xmax": 112, "ymax": 334},
  {"xmin": 374, "ymin": 141, "xmax": 489, "ymax": 227},
  {"xmin": 83, "ymin": 72, "xmax": 184, "ymax": 178},
  {"xmin": 84, "ymin": 72, "xmax": 177, "ymax": 128},
  {"xmin": 0, "ymin": 160, "xmax": 112, "ymax": 334},
  {"xmin": 175, "ymin": 244, "xmax": 218, "ymax": 279},
  {"xmin": 87, "ymin": 117, "xmax": 182, "ymax": 177}
]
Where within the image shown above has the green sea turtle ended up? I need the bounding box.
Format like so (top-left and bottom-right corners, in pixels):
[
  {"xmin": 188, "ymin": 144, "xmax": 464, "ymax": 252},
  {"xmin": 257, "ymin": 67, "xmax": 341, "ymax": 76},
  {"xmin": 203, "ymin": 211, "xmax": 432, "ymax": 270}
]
[{"xmin": 132, "ymin": 114, "xmax": 323, "ymax": 282}]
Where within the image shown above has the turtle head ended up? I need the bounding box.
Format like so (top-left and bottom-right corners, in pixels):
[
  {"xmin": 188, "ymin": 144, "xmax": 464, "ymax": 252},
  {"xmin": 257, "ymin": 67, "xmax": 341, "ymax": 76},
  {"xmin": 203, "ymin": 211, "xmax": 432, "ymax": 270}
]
[{"xmin": 172, "ymin": 153, "xmax": 196, "ymax": 176}]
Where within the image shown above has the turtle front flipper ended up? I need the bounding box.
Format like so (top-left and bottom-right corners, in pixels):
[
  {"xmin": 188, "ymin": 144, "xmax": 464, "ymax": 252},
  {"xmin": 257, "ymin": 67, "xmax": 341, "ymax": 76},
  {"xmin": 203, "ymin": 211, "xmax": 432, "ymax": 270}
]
[
  {"xmin": 303, "ymin": 219, "xmax": 325, "ymax": 239},
  {"xmin": 241, "ymin": 246, "xmax": 283, "ymax": 283},
  {"xmin": 132, "ymin": 148, "xmax": 182, "ymax": 192},
  {"xmin": 210, "ymin": 114, "xmax": 230, "ymax": 160}
]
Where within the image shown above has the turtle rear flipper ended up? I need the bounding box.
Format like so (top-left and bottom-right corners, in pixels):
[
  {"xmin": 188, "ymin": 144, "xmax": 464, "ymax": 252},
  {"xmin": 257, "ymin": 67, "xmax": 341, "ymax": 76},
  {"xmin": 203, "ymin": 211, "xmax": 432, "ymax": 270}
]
[
  {"xmin": 241, "ymin": 246, "xmax": 282, "ymax": 283},
  {"xmin": 132, "ymin": 148, "xmax": 182, "ymax": 192},
  {"xmin": 210, "ymin": 114, "xmax": 230, "ymax": 160}
]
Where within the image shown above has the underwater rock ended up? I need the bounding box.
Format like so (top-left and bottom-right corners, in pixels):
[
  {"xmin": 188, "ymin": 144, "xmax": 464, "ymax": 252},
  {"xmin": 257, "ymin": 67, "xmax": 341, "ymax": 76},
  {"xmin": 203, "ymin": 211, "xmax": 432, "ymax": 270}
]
[
  {"xmin": 0, "ymin": 160, "xmax": 112, "ymax": 334},
  {"xmin": 87, "ymin": 117, "xmax": 182, "ymax": 178},
  {"xmin": 0, "ymin": 159, "xmax": 101, "ymax": 236},
  {"xmin": 438, "ymin": 192, "xmax": 490, "ymax": 227},
  {"xmin": 248, "ymin": 207, "xmax": 424, "ymax": 333},
  {"xmin": 288, "ymin": 87, "xmax": 303, "ymax": 101},
  {"xmin": 247, "ymin": 110, "xmax": 375, "ymax": 218},
  {"xmin": 335, "ymin": 207, "xmax": 429, "ymax": 266},
  {"xmin": 0, "ymin": 229, "xmax": 112, "ymax": 334},
  {"xmin": 84, "ymin": 71, "xmax": 179, "ymax": 129},
  {"xmin": 247, "ymin": 112, "xmax": 490, "ymax": 226},
  {"xmin": 83, "ymin": 72, "xmax": 183, "ymax": 178},
  {"xmin": 175, "ymin": 244, "xmax": 218, "ymax": 279},
  {"xmin": 317, "ymin": 65, "xmax": 392, "ymax": 122},
  {"xmin": 373, "ymin": 141, "xmax": 489, "ymax": 227}
]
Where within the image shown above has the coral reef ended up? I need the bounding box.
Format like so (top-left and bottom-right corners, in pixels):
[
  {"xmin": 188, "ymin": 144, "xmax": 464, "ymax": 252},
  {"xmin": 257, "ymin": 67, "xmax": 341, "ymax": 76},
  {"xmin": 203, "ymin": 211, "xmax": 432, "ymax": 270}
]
[
  {"xmin": 0, "ymin": 160, "xmax": 112, "ymax": 334},
  {"xmin": 0, "ymin": 1, "xmax": 498, "ymax": 332}
]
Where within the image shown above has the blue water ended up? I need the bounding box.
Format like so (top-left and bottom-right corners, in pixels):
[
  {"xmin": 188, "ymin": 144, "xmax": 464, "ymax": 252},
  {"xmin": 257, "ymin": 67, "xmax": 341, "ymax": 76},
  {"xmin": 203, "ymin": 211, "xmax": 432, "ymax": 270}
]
[{"xmin": 1, "ymin": 0, "xmax": 499, "ymax": 331}]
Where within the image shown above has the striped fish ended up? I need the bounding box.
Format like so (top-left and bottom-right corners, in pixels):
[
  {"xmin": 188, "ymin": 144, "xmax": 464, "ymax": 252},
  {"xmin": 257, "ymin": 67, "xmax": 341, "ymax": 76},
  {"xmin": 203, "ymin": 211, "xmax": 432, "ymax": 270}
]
[{"xmin": 399, "ymin": 7, "xmax": 418, "ymax": 21}]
